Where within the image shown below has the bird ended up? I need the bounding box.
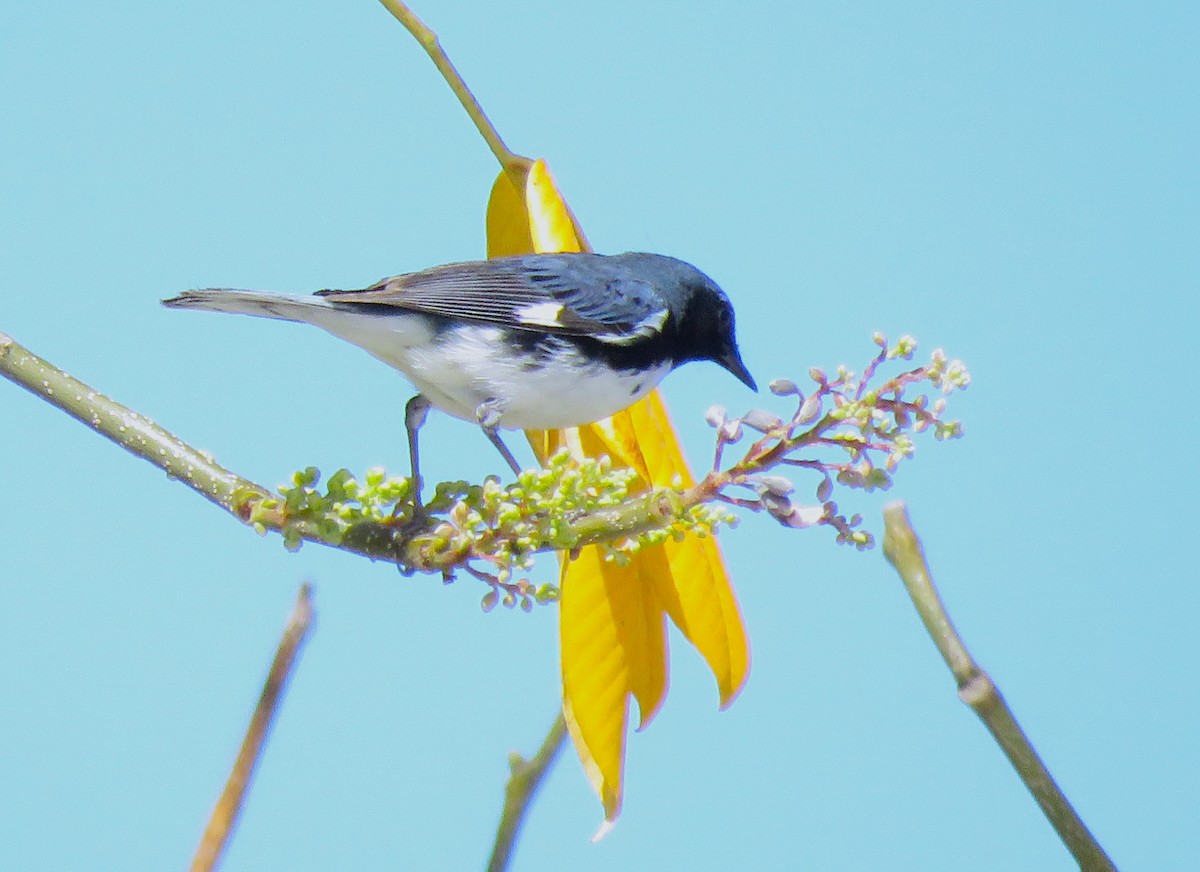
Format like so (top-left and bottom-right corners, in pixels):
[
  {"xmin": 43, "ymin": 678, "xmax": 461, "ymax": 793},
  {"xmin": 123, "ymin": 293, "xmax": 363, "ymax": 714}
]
[{"xmin": 163, "ymin": 251, "xmax": 756, "ymax": 503}]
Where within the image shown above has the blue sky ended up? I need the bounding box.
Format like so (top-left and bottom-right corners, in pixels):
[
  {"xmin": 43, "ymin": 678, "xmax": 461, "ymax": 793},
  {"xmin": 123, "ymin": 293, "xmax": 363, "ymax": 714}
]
[{"xmin": 2, "ymin": 2, "xmax": 1197, "ymax": 869}]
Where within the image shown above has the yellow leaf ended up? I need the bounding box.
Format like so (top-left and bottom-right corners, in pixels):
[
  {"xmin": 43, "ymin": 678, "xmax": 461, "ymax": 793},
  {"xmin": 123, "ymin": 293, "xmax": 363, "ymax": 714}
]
[
  {"xmin": 566, "ymin": 392, "xmax": 751, "ymax": 705},
  {"xmin": 558, "ymin": 551, "xmax": 669, "ymax": 820},
  {"xmin": 526, "ymin": 160, "xmax": 591, "ymax": 254},
  {"xmin": 557, "ymin": 554, "xmax": 628, "ymax": 818},
  {"xmin": 659, "ymin": 535, "xmax": 750, "ymax": 707},
  {"xmin": 485, "ymin": 171, "xmax": 535, "ymax": 258},
  {"xmin": 484, "ymin": 157, "xmax": 749, "ymax": 823},
  {"xmin": 566, "ymin": 544, "xmax": 669, "ymax": 732},
  {"xmin": 486, "ymin": 160, "xmax": 587, "ymax": 257},
  {"xmin": 624, "ymin": 394, "xmax": 750, "ymax": 706}
]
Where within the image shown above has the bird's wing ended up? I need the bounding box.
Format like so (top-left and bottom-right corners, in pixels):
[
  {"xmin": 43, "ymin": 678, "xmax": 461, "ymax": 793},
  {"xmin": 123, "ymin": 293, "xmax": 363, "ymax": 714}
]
[{"xmin": 315, "ymin": 255, "xmax": 669, "ymax": 345}]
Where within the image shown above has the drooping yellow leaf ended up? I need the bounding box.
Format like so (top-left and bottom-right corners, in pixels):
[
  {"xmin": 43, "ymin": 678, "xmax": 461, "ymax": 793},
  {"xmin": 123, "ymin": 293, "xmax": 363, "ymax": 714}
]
[
  {"xmin": 624, "ymin": 394, "xmax": 750, "ymax": 706},
  {"xmin": 557, "ymin": 556, "xmax": 628, "ymax": 818},
  {"xmin": 631, "ymin": 569, "xmax": 670, "ymax": 728},
  {"xmin": 483, "ymin": 155, "xmax": 748, "ymax": 823},
  {"xmin": 525, "ymin": 160, "xmax": 591, "ymax": 254},
  {"xmin": 658, "ymin": 535, "xmax": 750, "ymax": 706},
  {"xmin": 567, "ymin": 543, "xmax": 669, "ymax": 732},
  {"xmin": 572, "ymin": 393, "xmax": 751, "ymax": 705},
  {"xmin": 486, "ymin": 160, "xmax": 586, "ymax": 258},
  {"xmin": 530, "ymin": 415, "xmax": 671, "ymax": 728},
  {"xmin": 558, "ymin": 549, "xmax": 670, "ymax": 820},
  {"xmin": 485, "ymin": 170, "xmax": 535, "ymax": 258}
]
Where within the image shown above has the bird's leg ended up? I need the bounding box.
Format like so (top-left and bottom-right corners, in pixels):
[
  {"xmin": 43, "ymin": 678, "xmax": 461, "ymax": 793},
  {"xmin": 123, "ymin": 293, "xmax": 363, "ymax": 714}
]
[
  {"xmin": 484, "ymin": 428, "xmax": 523, "ymax": 477},
  {"xmin": 475, "ymin": 398, "xmax": 523, "ymax": 477},
  {"xmin": 400, "ymin": 394, "xmax": 432, "ymax": 520}
]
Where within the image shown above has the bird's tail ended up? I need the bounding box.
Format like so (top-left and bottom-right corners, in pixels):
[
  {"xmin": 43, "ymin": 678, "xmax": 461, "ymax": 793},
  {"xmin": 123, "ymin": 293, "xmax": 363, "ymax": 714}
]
[{"xmin": 161, "ymin": 288, "xmax": 334, "ymax": 322}]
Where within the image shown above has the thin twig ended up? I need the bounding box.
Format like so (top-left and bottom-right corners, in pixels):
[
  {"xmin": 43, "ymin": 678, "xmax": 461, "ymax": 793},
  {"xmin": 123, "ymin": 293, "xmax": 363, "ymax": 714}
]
[
  {"xmin": 486, "ymin": 714, "xmax": 569, "ymax": 872},
  {"xmin": 881, "ymin": 503, "xmax": 1116, "ymax": 871},
  {"xmin": 376, "ymin": 0, "xmax": 530, "ymax": 180},
  {"xmin": 189, "ymin": 583, "xmax": 316, "ymax": 872}
]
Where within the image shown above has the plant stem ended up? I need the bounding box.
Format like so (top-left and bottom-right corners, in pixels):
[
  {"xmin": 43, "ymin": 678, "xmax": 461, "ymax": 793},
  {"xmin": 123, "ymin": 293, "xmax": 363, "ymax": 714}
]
[
  {"xmin": 189, "ymin": 583, "xmax": 315, "ymax": 872},
  {"xmin": 0, "ymin": 331, "xmax": 272, "ymax": 513},
  {"xmin": 376, "ymin": 0, "xmax": 530, "ymax": 179},
  {"xmin": 881, "ymin": 502, "xmax": 1116, "ymax": 871},
  {"xmin": 486, "ymin": 714, "xmax": 569, "ymax": 872}
]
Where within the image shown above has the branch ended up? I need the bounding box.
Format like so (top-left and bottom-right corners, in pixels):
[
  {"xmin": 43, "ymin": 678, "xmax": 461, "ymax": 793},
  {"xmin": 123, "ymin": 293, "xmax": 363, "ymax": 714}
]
[
  {"xmin": 189, "ymin": 583, "xmax": 315, "ymax": 872},
  {"xmin": 376, "ymin": 0, "xmax": 530, "ymax": 178},
  {"xmin": 0, "ymin": 331, "xmax": 272, "ymax": 514},
  {"xmin": 487, "ymin": 714, "xmax": 569, "ymax": 872},
  {"xmin": 881, "ymin": 503, "xmax": 1116, "ymax": 871},
  {"xmin": 0, "ymin": 331, "xmax": 685, "ymax": 571}
]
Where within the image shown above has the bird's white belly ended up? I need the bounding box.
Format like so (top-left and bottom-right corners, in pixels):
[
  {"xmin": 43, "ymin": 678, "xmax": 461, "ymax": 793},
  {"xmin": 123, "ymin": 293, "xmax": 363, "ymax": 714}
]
[
  {"xmin": 313, "ymin": 313, "xmax": 669, "ymax": 429},
  {"xmin": 404, "ymin": 326, "xmax": 671, "ymax": 429}
]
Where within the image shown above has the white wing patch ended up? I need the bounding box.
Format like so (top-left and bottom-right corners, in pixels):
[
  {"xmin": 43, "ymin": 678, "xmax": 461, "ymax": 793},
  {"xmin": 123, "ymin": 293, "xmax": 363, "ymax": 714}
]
[
  {"xmin": 517, "ymin": 298, "xmax": 669, "ymax": 343},
  {"xmin": 516, "ymin": 301, "xmax": 565, "ymax": 328},
  {"xmin": 595, "ymin": 307, "xmax": 670, "ymax": 345}
]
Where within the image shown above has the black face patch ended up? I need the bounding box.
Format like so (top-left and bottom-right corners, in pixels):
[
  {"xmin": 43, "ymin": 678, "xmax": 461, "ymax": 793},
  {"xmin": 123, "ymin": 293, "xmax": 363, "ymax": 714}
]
[{"xmin": 629, "ymin": 381, "xmax": 644, "ymax": 396}]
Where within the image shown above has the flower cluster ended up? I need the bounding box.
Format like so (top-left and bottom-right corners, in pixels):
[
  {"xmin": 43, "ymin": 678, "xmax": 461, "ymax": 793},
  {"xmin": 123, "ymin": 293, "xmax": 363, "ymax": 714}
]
[
  {"xmin": 247, "ymin": 465, "xmax": 412, "ymax": 551},
  {"xmin": 251, "ymin": 450, "xmax": 734, "ymax": 610},
  {"xmin": 704, "ymin": 334, "xmax": 969, "ymax": 549}
]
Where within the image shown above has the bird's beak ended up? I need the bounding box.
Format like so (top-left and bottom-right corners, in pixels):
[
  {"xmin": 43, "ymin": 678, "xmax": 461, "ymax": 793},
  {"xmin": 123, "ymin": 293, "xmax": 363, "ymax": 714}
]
[{"xmin": 719, "ymin": 348, "xmax": 758, "ymax": 392}]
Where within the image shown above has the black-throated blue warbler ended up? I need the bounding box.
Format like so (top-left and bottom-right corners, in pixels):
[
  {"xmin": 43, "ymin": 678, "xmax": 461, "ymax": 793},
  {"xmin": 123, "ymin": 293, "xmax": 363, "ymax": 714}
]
[{"xmin": 163, "ymin": 252, "xmax": 755, "ymax": 493}]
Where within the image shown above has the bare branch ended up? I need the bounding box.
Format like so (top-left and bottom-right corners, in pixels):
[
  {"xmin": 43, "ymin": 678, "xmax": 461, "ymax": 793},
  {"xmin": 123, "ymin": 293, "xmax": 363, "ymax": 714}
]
[
  {"xmin": 486, "ymin": 715, "xmax": 569, "ymax": 872},
  {"xmin": 189, "ymin": 583, "xmax": 316, "ymax": 872},
  {"xmin": 882, "ymin": 503, "xmax": 1115, "ymax": 871},
  {"xmin": 376, "ymin": 0, "xmax": 529, "ymax": 178},
  {"xmin": 0, "ymin": 331, "xmax": 271, "ymax": 514}
]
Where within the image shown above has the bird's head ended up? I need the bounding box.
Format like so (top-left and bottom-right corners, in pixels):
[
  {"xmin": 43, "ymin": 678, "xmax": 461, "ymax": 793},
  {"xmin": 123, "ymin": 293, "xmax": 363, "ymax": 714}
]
[{"xmin": 641, "ymin": 255, "xmax": 757, "ymax": 392}]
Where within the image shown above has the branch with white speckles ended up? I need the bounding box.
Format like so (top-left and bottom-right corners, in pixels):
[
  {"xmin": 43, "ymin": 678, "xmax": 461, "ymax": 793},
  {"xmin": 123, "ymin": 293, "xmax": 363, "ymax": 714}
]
[
  {"xmin": 0, "ymin": 331, "xmax": 446, "ymax": 564},
  {"xmin": 0, "ymin": 330, "xmax": 274, "ymax": 514}
]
